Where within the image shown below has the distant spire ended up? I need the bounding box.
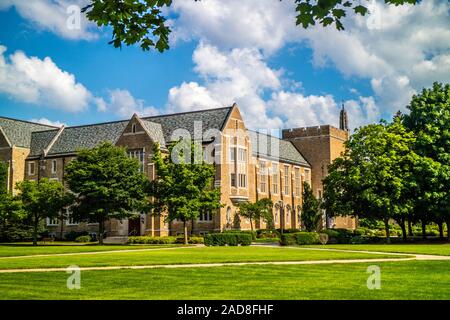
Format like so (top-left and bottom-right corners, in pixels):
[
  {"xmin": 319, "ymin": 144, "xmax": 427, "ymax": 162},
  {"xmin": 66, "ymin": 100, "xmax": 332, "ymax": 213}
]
[{"xmin": 339, "ymin": 101, "xmax": 349, "ymax": 131}]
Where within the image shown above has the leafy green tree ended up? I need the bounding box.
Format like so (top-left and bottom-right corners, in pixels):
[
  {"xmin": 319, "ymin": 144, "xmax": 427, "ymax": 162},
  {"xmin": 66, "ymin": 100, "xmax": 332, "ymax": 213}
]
[
  {"xmin": 65, "ymin": 142, "xmax": 149, "ymax": 244},
  {"xmin": 0, "ymin": 162, "xmax": 8, "ymax": 194},
  {"xmin": 324, "ymin": 118, "xmax": 422, "ymax": 242},
  {"xmin": 301, "ymin": 182, "xmax": 321, "ymax": 232},
  {"xmin": 403, "ymin": 82, "xmax": 450, "ymax": 240},
  {"xmin": 237, "ymin": 198, "xmax": 274, "ymax": 232},
  {"xmin": 15, "ymin": 179, "xmax": 70, "ymax": 246},
  {"xmin": 148, "ymin": 140, "xmax": 222, "ymax": 244},
  {"xmin": 82, "ymin": 0, "xmax": 418, "ymax": 52}
]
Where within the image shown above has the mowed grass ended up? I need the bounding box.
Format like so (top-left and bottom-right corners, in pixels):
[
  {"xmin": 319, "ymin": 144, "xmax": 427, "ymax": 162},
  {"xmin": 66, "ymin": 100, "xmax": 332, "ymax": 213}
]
[
  {"xmin": 1, "ymin": 260, "xmax": 449, "ymax": 299},
  {"xmin": 305, "ymin": 243, "xmax": 450, "ymax": 256},
  {"xmin": 0, "ymin": 246, "xmax": 406, "ymax": 270},
  {"xmin": 0, "ymin": 243, "xmax": 180, "ymax": 257}
]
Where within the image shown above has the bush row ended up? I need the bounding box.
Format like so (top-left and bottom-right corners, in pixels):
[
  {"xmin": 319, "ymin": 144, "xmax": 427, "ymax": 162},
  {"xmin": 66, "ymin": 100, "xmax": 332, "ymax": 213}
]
[
  {"xmin": 204, "ymin": 233, "xmax": 252, "ymax": 246},
  {"xmin": 280, "ymin": 232, "xmax": 324, "ymax": 246},
  {"xmin": 127, "ymin": 236, "xmax": 204, "ymax": 244},
  {"xmin": 223, "ymin": 230, "xmax": 257, "ymax": 240}
]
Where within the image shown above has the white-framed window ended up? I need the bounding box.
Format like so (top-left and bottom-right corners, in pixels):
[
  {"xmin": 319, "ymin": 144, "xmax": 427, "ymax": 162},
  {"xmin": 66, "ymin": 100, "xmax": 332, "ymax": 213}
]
[
  {"xmin": 128, "ymin": 149, "xmax": 145, "ymax": 172},
  {"xmin": 51, "ymin": 160, "xmax": 57, "ymax": 174},
  {"xmin": 65, "ymin": 208, "xmax": 79, "ymax": 226},
  {"xmin": 28, "ymin": 162, "xmax": 36, "ymax": 175},
  {"xmin": 229, "ymin": 147, "xmax": 236, "ymax": 163},
  {"xmin": 258, "ymin": 160, "xmax": 267, "ymax": 193},
  {"xmin": 230, "ymin": 173, "xmax": 237, "ymax": 187},
  {"xmin": 272, "ymin": 163, "xmax": 278, "ymax": 194},
  {"xmin": 294, "ymin": 167, "xmax": 301, "ymax": 196},
  {"xmin": 238, "ymin": 148, "xmax": 247, "ymax": 162},
  {"xmin": 198, "ymin": 210, "xmax": 213, "ymax": 221},
  {"xmin": 226, "ymin": 207, "xmax": 232, "ymax": 223},
  {"xmin": 284, "ymin": 165, "xmax": 290, "ymax": 195},
  {"xmin": 238, "ymin": 173, "xmax": 247, "ymax": 188},
  {"xmin": 304, "ymin": 169, "xmax": 311, "ymax": 184},
  {"xmin": 46, "ymin": 217, "xmax": 58, "ymax": 226}
]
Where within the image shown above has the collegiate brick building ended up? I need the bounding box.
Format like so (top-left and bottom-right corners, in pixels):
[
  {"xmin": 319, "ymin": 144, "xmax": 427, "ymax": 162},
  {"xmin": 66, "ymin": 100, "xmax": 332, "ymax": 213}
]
[{"xmin": 0, "ymin": 104, "xmax": 355, "ymax": 238}]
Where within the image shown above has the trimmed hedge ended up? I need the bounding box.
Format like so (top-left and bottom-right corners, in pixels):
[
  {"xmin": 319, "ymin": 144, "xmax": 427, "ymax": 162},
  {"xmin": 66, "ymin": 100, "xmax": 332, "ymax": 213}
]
[
  {"xmin": 127, "ymin": 236, "xmax": 177, "ymax": 244},
  {"xmin": 204, "ymin": 233, "xmax": 252, "ymax": 246},
  {"xmin": 223, "ymin": 230, "xmax": 257, "ymax": 240},
  {"xmin": 175, "ymin": 236, "xmax": 204, "ymax": 244},
  {"xmin": 280, "ymin": 232, "xmax": 322, "ymax": 245},
  {"xmin": 75, "ymin": 235, "xmax": 91, "ymax": 243}
]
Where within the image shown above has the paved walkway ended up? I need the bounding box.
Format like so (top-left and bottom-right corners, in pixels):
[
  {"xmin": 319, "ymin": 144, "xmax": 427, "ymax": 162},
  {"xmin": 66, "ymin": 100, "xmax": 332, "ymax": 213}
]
[{"xmin": 0, "ymin": 245, "xmax": 449, "ymax": 273}]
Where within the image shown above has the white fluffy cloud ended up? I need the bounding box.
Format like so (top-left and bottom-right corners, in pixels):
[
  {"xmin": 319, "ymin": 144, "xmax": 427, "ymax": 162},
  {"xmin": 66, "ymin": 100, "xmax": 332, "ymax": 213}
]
[
  {"xmin": 0, "ymin": 0, "xmax": 97, "ymax": 40},
  {"xmin": 29, "ymin": 117, "xmax": 65, "ymax": 127},
  {"xmin": 170, "ymin": 0, "xmax": 298, "ymax": 55},
  {"xmin": 170, "ymin": 0, "xmax": 450, "ymax": 122},
  {"xmin": 0, "ymin": 45, "xmax": 92, "ymax": 112},
  {"xmin": 166, "ymin": 43, "xmax": 283, "ymax": 128},
  {"xmin": 99, "ymin": 89, "xmax": 159, "ymax": 118}
]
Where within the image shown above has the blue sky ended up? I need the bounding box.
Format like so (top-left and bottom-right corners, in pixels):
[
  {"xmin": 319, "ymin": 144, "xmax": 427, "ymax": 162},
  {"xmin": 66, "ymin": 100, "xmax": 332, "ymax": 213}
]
[{"xmin": 0, "ymin": 0, "xmax": 449, "ymax": 130}]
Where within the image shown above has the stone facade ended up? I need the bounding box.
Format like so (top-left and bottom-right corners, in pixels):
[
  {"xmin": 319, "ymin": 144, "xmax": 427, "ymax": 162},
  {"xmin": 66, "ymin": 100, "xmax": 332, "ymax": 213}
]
[{"xmin": 0, "ymin": 104, "xmax": 356, "ymax": 238}]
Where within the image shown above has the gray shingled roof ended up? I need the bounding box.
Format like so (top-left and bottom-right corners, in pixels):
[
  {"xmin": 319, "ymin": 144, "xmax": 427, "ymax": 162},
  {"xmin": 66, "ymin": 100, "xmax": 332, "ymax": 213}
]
[
  {"xmin": 0, "ymin": 117, "xmax": 57, "ymax": 148},
  {"xmin": 29, "ymin": 129, "xmax": 59, "ymax": 156},
  {"xmin": 249, "ymin": 131, "xmax": 310, "ymax": 167},
  {"xmin": 143, "ymin": 107, "xmax": 232, "ymax": 142},
  {"xmin": 46, "ymin": 121, "xmax": 128, "ymax": 155},
  {"xmin": 141, "ymin": 120, "xmax": 166, "ymax": 147}
]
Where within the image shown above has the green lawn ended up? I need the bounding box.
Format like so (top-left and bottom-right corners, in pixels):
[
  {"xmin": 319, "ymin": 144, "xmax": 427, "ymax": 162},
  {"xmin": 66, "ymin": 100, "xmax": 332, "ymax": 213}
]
[
  {"xmin": 0, "ymin": 243, "xmax": 180, "ymax": 257},
  {"xmin": 0, "ymin": 246, "xmax": 405, "ymax": 270},
  {"xmin": 306, "ymin": 243, "xmax": 450, "ymax": 256},
  {"xmin": 1, "ymin": 260, "xmax": 448, "ymax": 299}
]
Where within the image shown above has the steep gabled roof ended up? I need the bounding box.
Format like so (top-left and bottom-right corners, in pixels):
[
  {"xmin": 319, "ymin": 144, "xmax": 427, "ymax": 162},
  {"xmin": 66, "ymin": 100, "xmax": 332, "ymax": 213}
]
[
  {"xmin": 29, "ymin": 129, "xmax": 60, "ymax": 156},
  {"xmin": 45, "ymin": 120, "xmax": 128, "ymax": 156},
  {"xmin": 140, "ymin": 120, "xmax": 166, "ymax": 148},
  {"xmin": 143, "ymin": 107, "xmax": 233, "ymax": 142},
  {"xmin": 0, "ymin": 117, "xmax": 58, "ymax": 148},
  {"xmin": 249, "ymin": 130, "xmax": 310, "ymax": 167}
]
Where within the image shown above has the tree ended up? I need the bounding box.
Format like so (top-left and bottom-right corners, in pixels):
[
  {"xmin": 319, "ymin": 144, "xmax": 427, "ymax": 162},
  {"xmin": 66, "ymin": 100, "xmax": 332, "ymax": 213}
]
[
  {"xmin": 324, "ymin": 118, "xmax": 422, "ymax": 242},
  {"xmin": 403, "ymin": 82, "xmax": 450, "ymax": 241},
  {"xmin": 148, "ymin": 140, "xmax": 222, "ymax": 244},
  {"xmin": 15, "ymin": 179, "xmax": 69, "ymax": 246},
  {"xmin": 82, "ymin": 0, "xmax": 418, "ymax": 53},
  {"xmin": 237, "ymin": 198, "xmax": 274, "ymax": 232},
  {"xmin": 301, "ymin": 182, "xmax": 321, "ymax": 232},
  {"xmin": 0, "ymin": 162, "xmax": 7, "ymax": 194},
  {"xmin": 65, "ymin": 142, "xmax": 149, "ymax": 244}
]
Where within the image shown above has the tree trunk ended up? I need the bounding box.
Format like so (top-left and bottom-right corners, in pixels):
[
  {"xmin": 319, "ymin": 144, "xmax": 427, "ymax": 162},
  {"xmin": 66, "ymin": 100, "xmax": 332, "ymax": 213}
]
[
  {"xmin": 183, "ymin": 221, "xmax": 188, "ymax": 245},
  {"xmin": 399, "ymin": 219, "xmax": 407, "ymax": 242},
  {"xmin": 447, "ymin": 218, "xmax": 450, "ymax": 242},
  {"xmin": 421, "ymin": 220, "xmax": 427, "ymax": 240},
  {"xmin": 98, "ymin": 219, "xmax": 104, "ymax": 245},
  {"xmin": 438, "ymin": 221, "xmax": 444, "ymax": 239},
  {"xmin": 191, "ymin": 218, "xmax": 195, "ymax": 236},
  {"xmin": 407, "ymin": 220, "xmax": 413, "ymax": 237},
  {"xmin": 33, "ymin": 218, "xmax": 38, "ymax": 246},
  {"xmin": 249, "ymin": 215, "xmax": 254, "ymax": 232},
  {"xmin": 384, "ymin": 218, "xmax": 391, "ymax": 244}
]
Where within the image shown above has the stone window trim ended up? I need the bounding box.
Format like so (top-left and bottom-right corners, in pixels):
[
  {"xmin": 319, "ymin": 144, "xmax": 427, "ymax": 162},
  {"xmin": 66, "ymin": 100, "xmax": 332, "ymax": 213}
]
[
  {"xmin": 230, "ymin": 173, "xmax": 237, "ymax": 187},
  {"xmin": 294, "ymin": 166, "xmax": 301, "ymax": 197},
  {"xmin": 271, "ymin": 162, "xmax": 279, "ymax": 195},
  {"xmin": 283, "ymin": 165, "xmax": 290, "ymax": 196},
  {"xmin": 51, "ymin": 160, "xmax": 57, "ymax": 174},
  {"xmin": 46, "ymin": 217, "xmax": 58, "ymax": 226},
  {"xmin": 28, "ymin": 161, "xmax": 36, "ymax": 176},
  {"xmin": 238, "ymin": 173, "xmax": 247, "ymax": 188}
]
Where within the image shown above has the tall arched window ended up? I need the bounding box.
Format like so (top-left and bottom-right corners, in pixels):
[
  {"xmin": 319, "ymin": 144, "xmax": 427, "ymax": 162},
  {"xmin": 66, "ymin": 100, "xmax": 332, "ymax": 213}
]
[
  {"xmin": 226, "ymin": 207, "xmax": 232, "ymax": 223},
  {"xmin": 132, "ymin": 124, "xmax": 137, "ymax": 133}
]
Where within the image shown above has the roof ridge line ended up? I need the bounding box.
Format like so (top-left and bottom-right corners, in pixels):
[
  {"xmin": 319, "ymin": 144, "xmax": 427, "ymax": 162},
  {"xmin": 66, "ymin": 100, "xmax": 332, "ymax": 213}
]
[
  {"xmin": 0, "ymin": 116, "xmax": 59, "ymax": 128},
  {"xmin": 43, "ymin": 125, "xmax": 66, "ymax": 156},
  {"xmin": 142, "ymin": 106, "xmax": 233, "ymax": 120}
]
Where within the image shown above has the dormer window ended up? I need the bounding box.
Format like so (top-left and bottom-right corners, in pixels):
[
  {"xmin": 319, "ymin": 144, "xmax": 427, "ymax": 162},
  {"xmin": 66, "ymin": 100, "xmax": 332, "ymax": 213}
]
[{"xmin": 132, "ymin": 124, "xmax": 137, "ymax": 134}]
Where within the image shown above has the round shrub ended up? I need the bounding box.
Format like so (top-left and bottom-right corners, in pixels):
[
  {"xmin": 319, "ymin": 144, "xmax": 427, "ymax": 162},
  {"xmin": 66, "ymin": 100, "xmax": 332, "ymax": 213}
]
[
  {"xmin": 75, "ymin": 235, "xmax": 91, "ymax": 243},
  {"xmin": 318, "ymin": 233, "xmax": 329, "ymax": 245}
]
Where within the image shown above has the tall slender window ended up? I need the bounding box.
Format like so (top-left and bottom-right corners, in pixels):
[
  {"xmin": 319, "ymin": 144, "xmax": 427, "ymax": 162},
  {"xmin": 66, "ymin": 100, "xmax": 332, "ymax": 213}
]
[
  {"xmin": 229, "ymin": 147, "xmax": 236, "ymax": 163},
  {"xmin": 51, "ymin": 160, "xmax": 57, "ymax": 174},
  {"xmin": 305, "ymin": 169, "xmax": 311, "ymax": 185},
  {"xmin": 284, "ymin": 165, "xmax": 289, "ymax": 195},
  {"xmin": 238, "ymin": 173, "xmax": 247, "ymax": 188},
  {"xmin": 259, "ymin": 161, "xmax": 266, "ymax": 193},
  {"xmin": 294, "ymin": 167, "xmax": 301, "ymax": 196},
  {"xmin": 128, "ymin": 149, "xmax": 144, "ymax": 172},
  {"xmin": 272, "ymin": 163, "xmax": 278, "ymax": 194},
  {"xmin": 238, "ymin": 148, "xmax": 247, "ymax": 162}
]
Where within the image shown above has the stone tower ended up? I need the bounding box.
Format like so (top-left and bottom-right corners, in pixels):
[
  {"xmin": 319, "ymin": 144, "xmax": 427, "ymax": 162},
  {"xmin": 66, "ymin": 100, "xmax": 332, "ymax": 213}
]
[
  {"xmin": 281, "ymin": 114, "xmax": 356, "ymax": 229},
  {"xmin": 339, "ymin": 102, "xmax": 349, "ymax": 131}
]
